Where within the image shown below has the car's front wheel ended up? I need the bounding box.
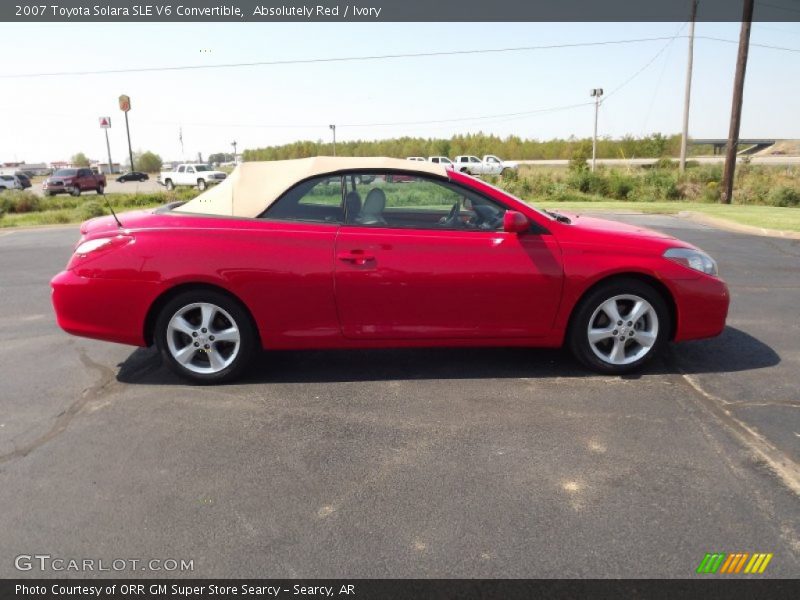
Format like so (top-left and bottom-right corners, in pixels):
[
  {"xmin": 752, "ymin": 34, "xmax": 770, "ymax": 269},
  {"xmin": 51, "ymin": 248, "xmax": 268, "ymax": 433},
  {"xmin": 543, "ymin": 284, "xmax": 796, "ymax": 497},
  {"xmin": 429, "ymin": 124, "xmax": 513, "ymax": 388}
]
[
  {"xmin": 568, "ymin": 279, "xmax": 670, "ymax": 374},
  {"xmin": 165, "ymin": 179, "xmax": 175, "ymax": 191},
  {"xmin": 155, "ymin": 290, "xmax": 257, "ymax": 384},
  {"xmin": 197, "ymin": 178, "xmax": 207, "ymax": 191}
]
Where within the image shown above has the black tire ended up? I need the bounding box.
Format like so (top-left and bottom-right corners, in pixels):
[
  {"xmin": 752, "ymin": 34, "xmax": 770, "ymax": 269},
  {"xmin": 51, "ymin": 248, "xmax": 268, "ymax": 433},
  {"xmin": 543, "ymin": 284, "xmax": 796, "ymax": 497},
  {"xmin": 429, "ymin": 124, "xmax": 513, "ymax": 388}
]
[
  {"xmin": 568, "ymin": 278, "xmax": 671, "ymax": 374},
  {"xmin": 70, "ymin": 186, "xmax": 81, "ymax": 197},
  {"xmin": 96, "ymin": 185, "xmax": 104, "ymax": 195},
  {"xmin": 197, "ymin": 178, "xmax": 207, "ymax": 191},
  {"xmin": 154, "ymin": 289, "xmax": 258, "ymax": 384},
  {"xmin": 47, "ymin": 191, "xmax": 56, "ymax": 197},
  {"xmin": 165, "ymin": 179, "xmax": 175, "ymax": 191}
]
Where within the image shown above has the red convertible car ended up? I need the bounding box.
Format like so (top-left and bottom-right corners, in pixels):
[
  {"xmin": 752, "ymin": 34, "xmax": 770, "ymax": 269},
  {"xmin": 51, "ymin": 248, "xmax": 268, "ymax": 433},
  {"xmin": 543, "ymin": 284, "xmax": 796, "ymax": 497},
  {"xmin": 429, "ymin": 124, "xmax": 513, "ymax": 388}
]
[{"xmin": 51, "ymin": 157, "xmax": 729, "ymax": 383}]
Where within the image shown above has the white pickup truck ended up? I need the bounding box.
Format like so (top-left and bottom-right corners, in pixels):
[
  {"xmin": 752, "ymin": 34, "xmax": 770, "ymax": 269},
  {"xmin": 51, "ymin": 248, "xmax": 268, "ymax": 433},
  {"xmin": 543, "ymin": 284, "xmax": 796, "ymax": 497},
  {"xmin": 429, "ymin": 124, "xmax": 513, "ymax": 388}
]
[
  {"xmin": 452, "ymin": 155, "xmax": 518, "ymax": 176},
  {"xmin": 158, "ymin": 163, "xmax": 227, "ymax": 191}
]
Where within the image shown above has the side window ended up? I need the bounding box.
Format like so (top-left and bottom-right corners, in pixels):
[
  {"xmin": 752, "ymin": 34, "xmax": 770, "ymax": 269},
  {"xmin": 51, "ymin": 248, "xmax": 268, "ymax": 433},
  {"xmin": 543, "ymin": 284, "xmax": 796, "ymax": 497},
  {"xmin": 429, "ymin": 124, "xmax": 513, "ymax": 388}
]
[
  {"xmin": 343, "ymin": 173, "xmax": 508, "ymax": 231},
  {"xmin": 186, "ymin": 166, "xmax": 195, "ymax": 174},
  {"xmin": 177, "ymin": 166, "xmax": 185, "ymax": 173},
  {"xmin": 470, "ymin": 157, "xmax": 481, "ymax": 163},
  {"xmin": 262, "ymin": 175, "xmax": 343, "ymax": 224}
]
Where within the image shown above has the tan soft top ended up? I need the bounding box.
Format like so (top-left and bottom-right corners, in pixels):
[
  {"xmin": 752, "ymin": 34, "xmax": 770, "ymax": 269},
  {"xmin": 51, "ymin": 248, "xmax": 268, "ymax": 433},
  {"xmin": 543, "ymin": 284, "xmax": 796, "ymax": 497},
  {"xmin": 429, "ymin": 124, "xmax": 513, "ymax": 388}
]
[{"xmin": 173, "ymin": 156, "xmax": 449, "ymax": 218}]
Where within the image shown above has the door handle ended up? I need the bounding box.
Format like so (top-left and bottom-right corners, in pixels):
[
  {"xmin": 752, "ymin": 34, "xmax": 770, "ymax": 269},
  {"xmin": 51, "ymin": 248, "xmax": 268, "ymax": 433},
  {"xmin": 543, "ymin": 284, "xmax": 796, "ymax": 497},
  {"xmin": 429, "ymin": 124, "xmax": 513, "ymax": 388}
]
[{"xmin": 337, "ymin": 250, "xmax": 375, "ymax": 266}]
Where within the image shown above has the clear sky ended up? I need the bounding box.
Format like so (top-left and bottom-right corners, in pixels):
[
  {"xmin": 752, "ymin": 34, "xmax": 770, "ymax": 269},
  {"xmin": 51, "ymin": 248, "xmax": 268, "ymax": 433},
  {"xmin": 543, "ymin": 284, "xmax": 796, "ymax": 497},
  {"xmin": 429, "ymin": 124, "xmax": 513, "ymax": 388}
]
[{"xmin": 0, "ymin": 21, "xmax": 798, "ymax": 163}]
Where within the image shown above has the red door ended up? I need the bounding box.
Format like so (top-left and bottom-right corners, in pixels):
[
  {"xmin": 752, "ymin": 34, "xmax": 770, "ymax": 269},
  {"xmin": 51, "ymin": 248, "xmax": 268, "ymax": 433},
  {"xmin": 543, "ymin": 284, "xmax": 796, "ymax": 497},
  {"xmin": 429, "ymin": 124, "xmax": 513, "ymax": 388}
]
[{"xmin": 334, "ymin": 226, "xmax": 563, "ymax": 340}]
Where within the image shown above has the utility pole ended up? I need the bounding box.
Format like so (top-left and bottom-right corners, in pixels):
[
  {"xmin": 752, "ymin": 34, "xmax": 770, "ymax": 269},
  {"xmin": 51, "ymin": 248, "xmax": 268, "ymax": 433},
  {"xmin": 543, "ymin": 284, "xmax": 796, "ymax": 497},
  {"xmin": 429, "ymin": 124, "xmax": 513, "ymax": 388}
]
[
  {"xmin": 119, "ymin": 95, "xmax": 134, "ymax": 171},
  {"xmin": 329, "ymin": 124, "xmax": 336, "ymax": 156},
  {"xmin": 721, "ymin": 0, "xmax": 755, "ymax": 204},
  {"xmin": 590, "ymin": 88, "xmax": 604, "ymax": 172},
  {"xmin": 679, "ymin": 0, "xmax": 698, "ymax": 173},
  {"xmin": 231, "ymin": 140, "xmax": 238, "ymax": 164},
  {"xmin": 104, "ymin": 127, "xmax": 113, "ymax": 175}
]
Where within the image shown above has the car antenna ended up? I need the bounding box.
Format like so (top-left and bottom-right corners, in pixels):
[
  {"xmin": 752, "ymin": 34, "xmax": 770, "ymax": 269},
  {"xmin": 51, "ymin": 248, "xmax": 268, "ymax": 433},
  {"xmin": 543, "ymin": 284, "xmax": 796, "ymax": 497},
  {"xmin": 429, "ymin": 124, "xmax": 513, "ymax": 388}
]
[{"xmin": 101, "ymin": 189, "xmax": 124, "ymax": 229}]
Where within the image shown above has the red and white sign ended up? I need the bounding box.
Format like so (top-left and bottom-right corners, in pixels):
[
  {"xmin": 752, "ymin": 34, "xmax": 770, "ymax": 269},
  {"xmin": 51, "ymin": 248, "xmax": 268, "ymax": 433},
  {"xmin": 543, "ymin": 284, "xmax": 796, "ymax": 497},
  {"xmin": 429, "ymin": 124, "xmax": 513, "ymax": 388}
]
[{"xmin": 99, "ymin": 116, "xmax": 111, "ymax": 128}]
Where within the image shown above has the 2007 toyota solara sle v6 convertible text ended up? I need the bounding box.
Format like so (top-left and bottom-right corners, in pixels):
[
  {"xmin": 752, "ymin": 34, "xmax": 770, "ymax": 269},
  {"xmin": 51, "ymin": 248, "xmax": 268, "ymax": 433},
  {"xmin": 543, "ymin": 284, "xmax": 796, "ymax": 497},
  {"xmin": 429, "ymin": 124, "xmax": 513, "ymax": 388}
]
[{"xmin": 50, "ymin": 157, "xmax": 729, "ymax": 383}]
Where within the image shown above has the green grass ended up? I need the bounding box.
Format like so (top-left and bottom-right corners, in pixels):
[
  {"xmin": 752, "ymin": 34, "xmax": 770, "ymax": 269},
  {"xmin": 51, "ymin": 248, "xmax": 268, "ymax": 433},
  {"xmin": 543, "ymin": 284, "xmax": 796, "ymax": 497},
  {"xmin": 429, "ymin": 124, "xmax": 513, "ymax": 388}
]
[{"xmin": 533, "ymin": 200, "xmax": 800, "ymax": 232}]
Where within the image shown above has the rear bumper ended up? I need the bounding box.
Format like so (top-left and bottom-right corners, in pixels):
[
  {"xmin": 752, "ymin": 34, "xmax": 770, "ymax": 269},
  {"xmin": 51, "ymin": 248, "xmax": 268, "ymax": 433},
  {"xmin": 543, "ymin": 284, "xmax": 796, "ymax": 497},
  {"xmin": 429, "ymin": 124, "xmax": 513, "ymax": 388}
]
[
  {"xmin": 672, "ymin": 275, "xmax": 730, "ymax": 342},
  {"xmin": 51, "ymin": 270, "xmax": 159, "ymax": 347}
]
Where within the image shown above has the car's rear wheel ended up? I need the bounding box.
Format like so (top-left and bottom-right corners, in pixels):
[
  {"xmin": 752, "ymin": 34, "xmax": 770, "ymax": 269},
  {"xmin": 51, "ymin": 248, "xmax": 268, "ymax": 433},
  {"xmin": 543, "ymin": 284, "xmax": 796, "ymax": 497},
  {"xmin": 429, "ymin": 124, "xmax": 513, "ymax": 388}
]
[
  {"xmin": 568, "ymin": 279, "xmax": 670, "ymax": 374},
  {"xmin": 165, "ymin": 179, "xmax": 175, "ymax": 191},
  {"xmin": 155, "ymin": 290, "xmax": 257, "ymax": 384}
]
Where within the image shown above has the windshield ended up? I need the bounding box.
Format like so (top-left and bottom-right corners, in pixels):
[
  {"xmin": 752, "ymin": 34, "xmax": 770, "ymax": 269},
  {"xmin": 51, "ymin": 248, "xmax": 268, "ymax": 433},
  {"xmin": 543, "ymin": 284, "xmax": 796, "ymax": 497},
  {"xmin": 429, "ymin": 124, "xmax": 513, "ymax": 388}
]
[
  {"xmin": 194, "ymin": 165, "xmax": 212, "ymax": 172},
  {"xmin": 472, "ymin": 177, "xmax": 555, "ymax": 222},
  {"xmin": 54, "ymin": 169, "xmax": 77, "ymax": 176}
]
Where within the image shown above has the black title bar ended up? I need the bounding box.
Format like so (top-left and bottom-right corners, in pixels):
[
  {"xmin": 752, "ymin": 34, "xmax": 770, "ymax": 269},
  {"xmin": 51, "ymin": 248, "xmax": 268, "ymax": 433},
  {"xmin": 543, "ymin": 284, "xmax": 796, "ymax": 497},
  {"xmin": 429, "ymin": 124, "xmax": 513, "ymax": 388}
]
[
  {"xmin": 5, "ymin": 0, "xmax": 800, "ymax": 22},
  {"xmin": 4, "ymin": 579, "xmax": 800, "ymax": 600}
]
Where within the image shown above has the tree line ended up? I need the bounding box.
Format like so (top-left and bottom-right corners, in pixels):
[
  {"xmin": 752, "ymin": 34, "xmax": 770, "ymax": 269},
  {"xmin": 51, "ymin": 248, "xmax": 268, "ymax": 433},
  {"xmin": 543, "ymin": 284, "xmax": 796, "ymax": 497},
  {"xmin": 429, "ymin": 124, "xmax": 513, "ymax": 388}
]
[{"xmin": 243, "ymin": 133, "xmax": 698, "ymax": 162}]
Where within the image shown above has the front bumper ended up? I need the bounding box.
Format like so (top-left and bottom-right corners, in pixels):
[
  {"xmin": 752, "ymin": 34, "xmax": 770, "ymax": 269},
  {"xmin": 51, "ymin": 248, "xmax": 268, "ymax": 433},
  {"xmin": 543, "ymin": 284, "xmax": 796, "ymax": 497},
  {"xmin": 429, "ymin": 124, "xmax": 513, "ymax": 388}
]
[
  {"xmin": 672, "ymin": 275, "xmax": 730, "ymax": 342},
  {"xmin": 51, "ymin": 270, "xmax": 160, "ymax": 347}
]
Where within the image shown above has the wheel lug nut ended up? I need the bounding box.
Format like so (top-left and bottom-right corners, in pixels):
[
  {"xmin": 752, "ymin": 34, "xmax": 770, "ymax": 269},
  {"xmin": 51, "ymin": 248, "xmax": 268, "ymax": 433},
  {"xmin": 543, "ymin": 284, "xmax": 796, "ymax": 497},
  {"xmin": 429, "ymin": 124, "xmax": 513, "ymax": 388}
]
[
  {"xmin": 209, "ymin": 335, "xmax": 215, "ymax": 341},
  {"xmin": 630, "ymin": 331, "xmax": 635, "ymax": 336},
  {"xmin": 617, "ymin": 320, "xmax": 623, "ymax": 326},
  {"xmin": 193, "ymin": 342, "xmax": 199, "ymax": 347},
  {"xmin": 627, "ymin": 321, "xmax": 632, "ymax": 326},
  {"xmin": 613, "ymin": 330, "xmax": 618, "ymax": 335},
  {"xmin": 204, "ymin": 344, "xmax": 210, "ymax": 349},
  {"xmin": 201, "ymin": 328, "xmax": 207, "ymax": 333},
  {"xmin": 192, "ymin": 331, "xmax": 198, "ymax": 337},
  {"xmin": 619, "ymin": 336, "xmax": 625, "ymax": 341}
]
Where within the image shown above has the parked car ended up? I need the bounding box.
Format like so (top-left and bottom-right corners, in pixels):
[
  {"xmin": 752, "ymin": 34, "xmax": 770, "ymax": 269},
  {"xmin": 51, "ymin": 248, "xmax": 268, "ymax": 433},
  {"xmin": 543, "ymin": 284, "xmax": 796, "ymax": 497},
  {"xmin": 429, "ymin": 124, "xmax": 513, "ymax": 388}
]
[
  {"xmin": 0, "ymin": 174, "xmax": 23, "ymax": 191},
  {"xmin": 406, "ymin": 156, "xmax": 426, "ymax": 162},
  {"xmin": 51, "ymin": 157, "xmax": 728, "ymax": 384},
  {"xmin": 15, "ymin": 173, "xmax": 32, "ymax": 189},
  {"xmin": 429, "ymin": 156, "xmax": 454, "ymax": 168},
  {"xmin": 453, "ymin": 155, "xmax": 518, "ymax": 176},
  {"xmin": 116, "ymin": 171, "xmax": 150, "ymax": 183},
  {"xmin": 42, "ymin": 168, "xmax": 106, "ymax": 197},
  {"xmin": 157, "ymin": 163, "xmax": 227, "ymax": 191}
]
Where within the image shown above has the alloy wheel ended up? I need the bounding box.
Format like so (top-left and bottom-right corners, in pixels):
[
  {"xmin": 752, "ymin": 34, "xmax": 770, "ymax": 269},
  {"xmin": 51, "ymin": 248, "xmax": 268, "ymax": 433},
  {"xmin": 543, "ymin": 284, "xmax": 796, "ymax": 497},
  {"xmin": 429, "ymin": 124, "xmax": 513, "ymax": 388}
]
[
  {"xmin": 586, "ymin": 294, "xmax": 659, "ymax": 366},
  {"xmin": 165, "ymin": 302, "xmax": 241, "ymax": 374}
]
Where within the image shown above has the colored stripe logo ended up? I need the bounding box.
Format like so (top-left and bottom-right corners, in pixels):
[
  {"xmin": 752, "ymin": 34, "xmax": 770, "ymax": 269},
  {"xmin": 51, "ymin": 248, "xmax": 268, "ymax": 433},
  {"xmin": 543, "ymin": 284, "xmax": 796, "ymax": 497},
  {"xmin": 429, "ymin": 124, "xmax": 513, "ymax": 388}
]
[{"xmin": 696, "ymin": 552, "xmax": 773, "ymax": 574}]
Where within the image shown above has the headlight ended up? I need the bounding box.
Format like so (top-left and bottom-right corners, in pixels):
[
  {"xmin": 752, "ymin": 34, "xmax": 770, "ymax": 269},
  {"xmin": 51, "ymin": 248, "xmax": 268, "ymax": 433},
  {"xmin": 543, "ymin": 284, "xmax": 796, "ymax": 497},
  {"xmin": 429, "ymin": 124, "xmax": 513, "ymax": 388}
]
[
  {"xmin": 75, "ymin": 238, "xmax": 114, "ymax": 255},
  {"xmin": 663, "ymin": 247, "xmax": 718, "ymax": 275}
]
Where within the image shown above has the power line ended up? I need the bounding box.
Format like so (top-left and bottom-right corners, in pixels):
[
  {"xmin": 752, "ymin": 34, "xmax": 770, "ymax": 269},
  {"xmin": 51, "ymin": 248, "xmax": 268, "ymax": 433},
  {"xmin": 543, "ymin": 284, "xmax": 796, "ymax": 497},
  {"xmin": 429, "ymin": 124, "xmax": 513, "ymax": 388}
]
[
  {"xmin": 697, "ymin": 35, "xmax": 800, "ymax": 52},
  {"xmin": 603, "ymin": 22, "xmax": 687, "ymax": 101},
  {"xmin": 0, "ymin": 36, "xmax": 693, "ymax": 79}
]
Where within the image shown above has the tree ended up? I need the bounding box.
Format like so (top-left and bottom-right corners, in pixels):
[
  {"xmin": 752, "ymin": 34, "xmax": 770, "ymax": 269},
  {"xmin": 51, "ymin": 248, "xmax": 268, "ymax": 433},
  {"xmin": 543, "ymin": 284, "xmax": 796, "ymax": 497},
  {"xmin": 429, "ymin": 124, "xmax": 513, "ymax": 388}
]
[
  {"xmin": 208, "ymin": 152, "xmax": 234, "ymax": 165},
  {"xmin": 71, "ymin": 152, "xmax": 90, "ymax": 167},
  {"xmin": 134, "ymin": 151, "xmax": 163, "ymax": 173}
]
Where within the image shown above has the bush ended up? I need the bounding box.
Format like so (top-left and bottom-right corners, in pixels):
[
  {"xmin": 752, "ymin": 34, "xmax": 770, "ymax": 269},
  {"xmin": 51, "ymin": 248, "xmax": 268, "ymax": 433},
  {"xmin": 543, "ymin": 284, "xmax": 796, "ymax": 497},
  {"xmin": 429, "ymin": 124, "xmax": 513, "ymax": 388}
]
[
  {"xmin": 567, "ymin": 170, "xmax": 608, "ymax": 196},
  {"xmin": 80, "ymin": 201, "xmax": 106, "ymax": 219},
  {"xmin": 0, "ymin": 190, "xmax": 41, "ymax": 213},
  {"xmin": 768, "ymin": 186, "xmax": 800, "ymax": 207},
  {"xmin": 607, "ymin": 172, "xmax": 636, "ymax": 199}
]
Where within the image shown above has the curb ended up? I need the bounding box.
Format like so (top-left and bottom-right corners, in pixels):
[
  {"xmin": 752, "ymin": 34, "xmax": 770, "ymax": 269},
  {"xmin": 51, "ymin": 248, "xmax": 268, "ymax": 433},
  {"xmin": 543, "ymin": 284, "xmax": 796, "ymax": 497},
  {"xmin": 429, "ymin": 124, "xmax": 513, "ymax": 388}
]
[{"xmin": 675, "ymin": 211, "xmax": 800, "ymax": 240}]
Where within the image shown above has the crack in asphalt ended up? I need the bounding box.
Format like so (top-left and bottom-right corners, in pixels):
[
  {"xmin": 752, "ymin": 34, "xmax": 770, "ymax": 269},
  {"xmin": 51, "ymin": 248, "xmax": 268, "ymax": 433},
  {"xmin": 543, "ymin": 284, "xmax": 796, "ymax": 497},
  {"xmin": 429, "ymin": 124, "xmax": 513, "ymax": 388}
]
[
  {"xmin": 674, "ymin": 366, "xmax": 800, "ymax": 496},
  {"xmin": 0, "ymin": 347, "xmax": 119, "ymax": 465}
]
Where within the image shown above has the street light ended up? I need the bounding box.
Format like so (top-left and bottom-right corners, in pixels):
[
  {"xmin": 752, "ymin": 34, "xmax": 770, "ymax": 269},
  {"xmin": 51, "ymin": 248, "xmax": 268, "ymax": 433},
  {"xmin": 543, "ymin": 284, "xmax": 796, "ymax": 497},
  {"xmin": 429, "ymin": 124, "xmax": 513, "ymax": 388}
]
[
  {"xmin": 231, "ymin": 140, "xmax": 238, "ymax": 165},
  {"xmin": 329, "ymin": 124, "xmax": 336, "ymax": 156},
  {"xmin": 590, "ymin": 88, "xmax": 604, "ymax": 172}
]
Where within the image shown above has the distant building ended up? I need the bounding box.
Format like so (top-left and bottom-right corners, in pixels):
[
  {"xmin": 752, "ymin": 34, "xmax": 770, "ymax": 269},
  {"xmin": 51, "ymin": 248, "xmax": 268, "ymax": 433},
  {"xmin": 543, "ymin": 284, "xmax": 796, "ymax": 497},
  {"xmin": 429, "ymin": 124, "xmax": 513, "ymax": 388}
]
[{"xmin": 92, "ymin": 161, "xmax": 122, "ymax": 174}]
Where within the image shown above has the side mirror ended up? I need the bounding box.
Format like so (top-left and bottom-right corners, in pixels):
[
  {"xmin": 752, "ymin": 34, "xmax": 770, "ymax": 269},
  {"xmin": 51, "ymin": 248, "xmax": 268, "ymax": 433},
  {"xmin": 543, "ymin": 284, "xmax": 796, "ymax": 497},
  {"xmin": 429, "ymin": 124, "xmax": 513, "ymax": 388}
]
[{"xmin": 503, "ymin": 210, "xmax": 529, "ymax": 233}]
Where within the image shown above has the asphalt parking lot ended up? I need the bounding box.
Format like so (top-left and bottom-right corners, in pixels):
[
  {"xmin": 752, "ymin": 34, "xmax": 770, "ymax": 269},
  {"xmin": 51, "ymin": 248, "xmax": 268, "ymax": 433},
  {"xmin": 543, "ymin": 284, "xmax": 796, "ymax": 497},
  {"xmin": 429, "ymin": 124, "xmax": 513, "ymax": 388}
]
[{"xmin": 0, "ymin": 214, "xmax": 798, "ymax": 578}]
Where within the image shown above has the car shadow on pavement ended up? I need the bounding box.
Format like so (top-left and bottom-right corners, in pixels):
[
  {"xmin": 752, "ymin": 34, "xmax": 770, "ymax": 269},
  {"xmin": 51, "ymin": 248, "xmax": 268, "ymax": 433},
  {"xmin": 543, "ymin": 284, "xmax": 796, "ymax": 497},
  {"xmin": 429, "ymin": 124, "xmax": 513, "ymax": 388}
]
[{"xmin": 115, "ymin": 326, "xmax": 779, "ymax": 386}]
